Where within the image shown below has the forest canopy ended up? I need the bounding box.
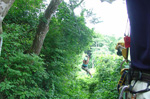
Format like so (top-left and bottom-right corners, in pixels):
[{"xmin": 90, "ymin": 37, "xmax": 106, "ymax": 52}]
[{"xmin": 0, "ymin": 0, "xmax": 124, "ymax": 98}]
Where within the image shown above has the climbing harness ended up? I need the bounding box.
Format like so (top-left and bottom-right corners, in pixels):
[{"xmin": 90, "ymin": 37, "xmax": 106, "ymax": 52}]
[
  {"xmin": 118, "ymin": 67, "xmax": 150, "ymax": 99},
  {"xmin": 116, "ymin": 18, "xmax": 150, "ymax": 98},
  {"xmin": 116, "ymin": 18, "xmax": 130, "ymax": 99}
]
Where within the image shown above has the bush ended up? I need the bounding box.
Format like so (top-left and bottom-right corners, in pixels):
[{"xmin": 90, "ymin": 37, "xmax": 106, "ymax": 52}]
[
  {"xmin": 0, "ymin": 52, "xmax": 49, "ymax": 99},
  {"xmin": 89, "ymin": 55, "xmax": 122, "ymax": 99}
]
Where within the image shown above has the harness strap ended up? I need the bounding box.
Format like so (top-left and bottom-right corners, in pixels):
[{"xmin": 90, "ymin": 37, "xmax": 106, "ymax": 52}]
[
  {"xmin": 131, "ymin": 71, "xmax": 150, "ymax": 82},
  {"xmin": 128, "ymin": 69, "xmax": 150, "ymax": 94},
  {"xmin": 130, "ymin": 88, "xmax": 150, "ymax": 94},
  {"xmin": 117, "ymin": 70, "xmax": 128, "ymax": 92},
  {"xmin": 129, "ymin": 82, "xmax": 150, "ymax": 94}
]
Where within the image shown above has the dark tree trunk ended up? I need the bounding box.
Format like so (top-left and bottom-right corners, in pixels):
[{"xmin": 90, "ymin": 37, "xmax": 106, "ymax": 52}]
[{"xmin": 30, "ymin": 0, "xmax": 62, "ymax": 55}]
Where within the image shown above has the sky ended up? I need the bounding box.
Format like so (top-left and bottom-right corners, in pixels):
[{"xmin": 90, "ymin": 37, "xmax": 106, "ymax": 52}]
[
  {"xmin": 46, "ymin": 0, "xmax": 128, "ymax": 37},
  {"xmin": 75, "ymin": 0, "xmax": 128, "ymax": 37}
]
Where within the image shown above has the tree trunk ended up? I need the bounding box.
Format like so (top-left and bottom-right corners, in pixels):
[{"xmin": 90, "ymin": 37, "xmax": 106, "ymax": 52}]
[
  {"xmin": 0, "ymin": 0, "xmax": 15, "ymax": 55},
  {"xmin": 30, "ymin": 0, "xmax": 62, "ymax": 55}
]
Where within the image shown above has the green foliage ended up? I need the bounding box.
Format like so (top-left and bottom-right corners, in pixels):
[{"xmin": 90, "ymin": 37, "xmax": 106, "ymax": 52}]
[
  {"xmin": 4, "ymin": 0, "xmax": 44, "ymax": 29},
  {"xmin": 91, "ymin": 33, "xmax": 120, "ymax": 55},
  {"xmin": 42, "ymin": 1, "xmax": 94, "ymax": 70},
  {"xmin": 90, "ymin": 55, "xmax": 122, "ymax": 99},
  {"xmin": 76, "ymin": 55, "xmax": 123, "ymax": 99},
  {"xmin": 0, "ymin": 23, "xmax": 50, "ymax": 98},
  {"xmin": 37, "ymin": 1, "xmax": 95, "ymax": 98},
  {"xmin": 2, "ymin": 24, "xmax": 33, "ymax": 55},
  {"xmin": 55, "ymin": 1, "xmax": 94, "ymax": 53},
  {"xmin": 0, "ymin": 52, "xmax": 49, "ymax": 99},
  {"xmin": 0, "ymin": 0, "xmax": 123, "ymax": 98}
]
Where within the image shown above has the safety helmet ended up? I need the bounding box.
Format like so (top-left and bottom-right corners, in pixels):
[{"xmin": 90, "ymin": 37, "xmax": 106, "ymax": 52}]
[{"xmin": 84, "ymin": 57, "xmax": 87, "ymax": 61}]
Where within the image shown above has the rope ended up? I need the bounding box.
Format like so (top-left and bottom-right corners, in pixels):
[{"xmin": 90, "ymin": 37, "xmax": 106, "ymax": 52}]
[
  {"xmin": 0, "ymin": 37, "xmax": 3, "ymax": 56},
  {"xmin": 119, "ymin": 85, "xmax": 129, "ymax": 99},
  {"xmin": 124, "ymin": 18, "xmax": 130, "ymax": 36}
]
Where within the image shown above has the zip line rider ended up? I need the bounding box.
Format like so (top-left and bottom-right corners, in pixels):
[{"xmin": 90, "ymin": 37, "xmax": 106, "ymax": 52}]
[
  {"xmin": 126, "ymin": 0, "xmax": 150, "ymax": 98},
  {"xmin": 82, "ymin": 55, "xmax": 93, "ymax": 78}
]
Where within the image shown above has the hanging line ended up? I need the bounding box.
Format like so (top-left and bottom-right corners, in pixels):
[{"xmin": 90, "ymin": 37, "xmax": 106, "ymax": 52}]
[
  {"xmin": 0, "ymin": 37, "xmax": 3, "ymax": 56},
  {"xmin": 124, "ymin": 18, "xmax": 131, "ymax": 62},
  {"xmin": 124, "ymin": 18, "xmax": 130, "ymax": 37}
]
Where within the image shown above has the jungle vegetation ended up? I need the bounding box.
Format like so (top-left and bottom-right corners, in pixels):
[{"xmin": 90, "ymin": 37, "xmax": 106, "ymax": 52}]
[{"xmin": 0, "ymin": 0, "xmax": 124, "ymax": 98}]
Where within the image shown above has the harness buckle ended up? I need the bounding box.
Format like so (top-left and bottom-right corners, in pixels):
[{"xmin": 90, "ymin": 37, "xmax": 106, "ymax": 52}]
[
  {"xmin": 129, "ymin": 69, "xmax": 142, "ymax": 81},
  {"xmin": 137, "ymin": 71, "xmax": 142, "ymax": 80}
]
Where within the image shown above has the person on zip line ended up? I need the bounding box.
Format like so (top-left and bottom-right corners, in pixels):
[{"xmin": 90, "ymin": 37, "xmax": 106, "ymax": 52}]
[
  {"xmin": 126, "ymin": 0, "xmax": 150, "ymax": 98},
  {"xmin": 82, "ymin": 55, "xmax": 93, "ymax": 78}
]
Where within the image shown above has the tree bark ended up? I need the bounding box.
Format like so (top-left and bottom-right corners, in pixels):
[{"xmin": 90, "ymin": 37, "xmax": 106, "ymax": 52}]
[
  {"xmin": 0, "ymin": 0, "xmax": 15, "ymax": 55},
  {"xmin": 30, "ymin": 0, "xmax": 62, "ymax": 55}
]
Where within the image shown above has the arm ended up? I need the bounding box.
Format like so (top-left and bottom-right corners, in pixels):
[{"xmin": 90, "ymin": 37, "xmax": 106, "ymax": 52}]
[{"xmin": 87, "ymin": 56, "xmax": 89, "ymax": 63}]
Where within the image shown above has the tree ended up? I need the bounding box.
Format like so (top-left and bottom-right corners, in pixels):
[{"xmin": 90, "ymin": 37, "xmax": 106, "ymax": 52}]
[
  {"xmin": 0, "ymin": 0, "xmax": 96, "ymax": 98},
  {"xmin": 40, "ymin": 1, "xmax": 94, "ymax": 97},
  {"xmin": 0, "ymin": 0, "xmax": 15, "ymax": 55},
  {"xmin": 100, "ymin": 0, "xmax": 125, "ymax": 3},
  {"xmin": 4, "ymin": 0, "xmax": 44, "ymax": 27},
  {"xmin": 100, "ymin": 0, "xmax": 115, "ymax": 3},
  {"xmin": 30, "ymin": 0, "xmax": 62, "ymax": 55}
]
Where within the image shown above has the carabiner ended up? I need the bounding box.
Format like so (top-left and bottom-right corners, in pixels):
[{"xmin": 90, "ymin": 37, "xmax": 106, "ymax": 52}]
[{"xmin": 119, "ymin": 85, "xmax": 129, "ymax": 99}]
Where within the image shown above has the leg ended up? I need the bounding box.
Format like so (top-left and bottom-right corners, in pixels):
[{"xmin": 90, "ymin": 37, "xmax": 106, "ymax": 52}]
[
  {"xmin": 82, "ymin": 66, "xmax": 93, "ymax": 77},
  {"xmin": 86, "ymin": 69, "xmax": 92, "ymax": 77},
  {"xmin": 126, "ymin": 0, "xmax": 150, "ymax": 70}
]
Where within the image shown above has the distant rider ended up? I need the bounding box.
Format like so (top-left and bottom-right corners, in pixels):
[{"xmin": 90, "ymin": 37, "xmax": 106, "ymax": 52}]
[{"xmin": 82, "ymin": 55, "xmax": 93, "ymax": 78}]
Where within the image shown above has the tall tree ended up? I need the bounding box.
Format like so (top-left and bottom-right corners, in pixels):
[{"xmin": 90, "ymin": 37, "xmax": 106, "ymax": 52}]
[
  {"xmin": 0, "ymin": 0, "xmax": 15, "ymax": 55},
  {"xmin": 30, "ymin": 0, "xmax": 62, "ymax": 55}
]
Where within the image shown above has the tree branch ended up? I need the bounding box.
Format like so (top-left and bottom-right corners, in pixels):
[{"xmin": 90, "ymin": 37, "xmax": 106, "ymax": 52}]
[{"xmin": 73, "ymin": 0, "xmax": 84, "ymax": 9}]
